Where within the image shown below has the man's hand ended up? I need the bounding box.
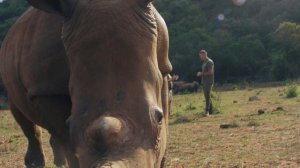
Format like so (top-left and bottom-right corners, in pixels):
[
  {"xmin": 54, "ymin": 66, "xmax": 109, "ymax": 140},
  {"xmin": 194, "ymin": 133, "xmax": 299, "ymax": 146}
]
[
  {"xmin": 197, "ymin": 68, "xmax": 213, "ymax": 77},
  {"xmin": 197, "ymin": 72, "xmax": 202, "ymax": 77}
]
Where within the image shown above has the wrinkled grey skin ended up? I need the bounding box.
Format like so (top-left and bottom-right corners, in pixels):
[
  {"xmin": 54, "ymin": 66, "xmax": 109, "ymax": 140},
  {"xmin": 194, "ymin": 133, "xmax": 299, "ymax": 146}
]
[{"xmin": 0, "ymin": 0, "xmax": 172, "ymax": 167}]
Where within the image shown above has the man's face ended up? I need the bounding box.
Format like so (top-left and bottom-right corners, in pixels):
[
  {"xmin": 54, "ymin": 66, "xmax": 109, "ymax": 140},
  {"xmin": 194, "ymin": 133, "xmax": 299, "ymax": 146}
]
[{"xmin": 199, "ymin": 53, "xmax": 205, "ymax": 61}]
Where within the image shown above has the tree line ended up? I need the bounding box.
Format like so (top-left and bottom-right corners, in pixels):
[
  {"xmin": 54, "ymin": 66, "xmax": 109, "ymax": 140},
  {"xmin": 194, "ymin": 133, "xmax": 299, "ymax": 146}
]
[{"xmin": 1, "ymin": 0, "xmax": 300, "ymax": 90}]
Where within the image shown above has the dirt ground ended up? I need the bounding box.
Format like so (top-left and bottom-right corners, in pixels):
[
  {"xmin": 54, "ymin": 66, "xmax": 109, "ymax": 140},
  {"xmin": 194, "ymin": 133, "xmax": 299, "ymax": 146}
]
[{"xmin": 0, "ymin": 85, "xmax": 300, "ymax": 168}]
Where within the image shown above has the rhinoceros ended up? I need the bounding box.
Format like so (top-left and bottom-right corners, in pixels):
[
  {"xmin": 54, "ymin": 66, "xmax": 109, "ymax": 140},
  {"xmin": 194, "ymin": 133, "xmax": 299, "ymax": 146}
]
[
  {"xmin": 173, "ymin": 81, "xmax": 200, "ymax": 94},
  {"xmin": 0, "ymin": 0, "xmax": 172, "ymax": 167}
]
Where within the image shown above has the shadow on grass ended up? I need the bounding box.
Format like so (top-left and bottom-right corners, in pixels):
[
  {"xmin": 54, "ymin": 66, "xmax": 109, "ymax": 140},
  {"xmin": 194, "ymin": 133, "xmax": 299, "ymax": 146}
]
[
  {"xmin": 220, "ymin": 121, "xmax": 239, "ymax": 129},
  {"xmin": 169, "ymin": 111, "xmax": 222, "ymax": 125},
  {"xmin": 171, "ymin": 116, "xmax": 192, "ymax": 125}
]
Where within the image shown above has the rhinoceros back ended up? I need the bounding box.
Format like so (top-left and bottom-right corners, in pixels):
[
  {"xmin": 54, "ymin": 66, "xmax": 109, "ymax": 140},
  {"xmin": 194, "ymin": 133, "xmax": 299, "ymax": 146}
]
[
  {"xmin": 0, "ymin": 7, "xmax": 69, "ymax": 97},
  {"xmin": 0, "ymin": 7, "xmax": 69, "ymax": 120}
]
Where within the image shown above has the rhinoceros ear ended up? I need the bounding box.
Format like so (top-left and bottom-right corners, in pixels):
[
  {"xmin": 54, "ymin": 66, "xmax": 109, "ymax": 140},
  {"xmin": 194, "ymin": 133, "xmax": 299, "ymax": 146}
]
[{"xmin": 27, "ymin": 0, "xmax": 77, "ymax": 18}]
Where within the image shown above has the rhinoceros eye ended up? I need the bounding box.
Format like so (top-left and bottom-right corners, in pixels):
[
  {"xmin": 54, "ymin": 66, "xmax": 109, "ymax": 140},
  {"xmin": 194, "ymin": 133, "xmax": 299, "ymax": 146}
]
[{"xmin": 151, "ymin": 106, "xmax": 164, "ymax": 124}]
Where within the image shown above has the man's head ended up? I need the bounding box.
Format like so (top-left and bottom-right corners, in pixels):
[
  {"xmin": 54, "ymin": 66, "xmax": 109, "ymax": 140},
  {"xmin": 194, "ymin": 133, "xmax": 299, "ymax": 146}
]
[{"xmin": 199, "ymin": 50, "xmax": 208, "ymax": 61}]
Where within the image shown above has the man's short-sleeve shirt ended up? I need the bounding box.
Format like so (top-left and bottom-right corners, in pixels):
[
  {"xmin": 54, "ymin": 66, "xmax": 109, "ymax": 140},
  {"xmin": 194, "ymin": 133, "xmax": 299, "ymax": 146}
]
[{"xmin": 202, "ymin": 58, "xmax": 214, "ymax": 85}]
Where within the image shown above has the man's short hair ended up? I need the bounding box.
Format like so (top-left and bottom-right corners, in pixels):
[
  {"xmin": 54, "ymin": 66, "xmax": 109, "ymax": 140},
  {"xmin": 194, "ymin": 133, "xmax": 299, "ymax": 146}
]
[{"xmin": 199, "ymin": 50, "xmax": 207, "ymax": 54}]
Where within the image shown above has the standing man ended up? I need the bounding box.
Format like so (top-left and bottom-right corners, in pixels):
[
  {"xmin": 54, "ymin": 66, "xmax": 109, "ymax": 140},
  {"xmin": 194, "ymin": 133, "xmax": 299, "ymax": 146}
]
[{"xmin": 197, "ymin": 50, "xmax": 214, "ymax": 116}]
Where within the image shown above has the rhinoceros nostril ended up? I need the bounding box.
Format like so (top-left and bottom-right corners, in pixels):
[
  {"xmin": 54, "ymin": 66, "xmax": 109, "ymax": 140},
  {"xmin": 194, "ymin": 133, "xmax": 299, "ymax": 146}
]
[{"xmin": 154, "ymin": 107, "xmax": 164, "ymax": 124}]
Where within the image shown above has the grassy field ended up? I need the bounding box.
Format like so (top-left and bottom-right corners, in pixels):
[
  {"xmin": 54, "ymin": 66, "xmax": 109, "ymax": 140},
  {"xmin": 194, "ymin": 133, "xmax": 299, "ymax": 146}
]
[{"xmin": 0, "ymin": 85, "xmax": 300, "ymax": 168}]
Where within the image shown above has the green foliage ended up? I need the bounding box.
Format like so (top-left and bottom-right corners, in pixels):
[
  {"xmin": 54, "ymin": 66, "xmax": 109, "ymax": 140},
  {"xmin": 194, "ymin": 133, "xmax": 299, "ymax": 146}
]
[
  {"xmin": 274, "ymin": 22, "xmax": 300, "ymax": 46},
  {"xmin": 286, "ymin": 84, "xmax": 298, "ymax": 98},
  {"xmin": 271, "ymin": 22, "xmax": 300, "ymax": 80}
]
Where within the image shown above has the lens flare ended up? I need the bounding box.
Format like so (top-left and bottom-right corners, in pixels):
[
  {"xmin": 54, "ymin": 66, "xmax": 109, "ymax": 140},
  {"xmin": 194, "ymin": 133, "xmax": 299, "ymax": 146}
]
[
  {"xmin": 217, "ymin": 14, "xmax": 225, "ymax": 21},
  {"xmin": 232, "ymin": 0, "xmax": 247, "ymax": 6}
]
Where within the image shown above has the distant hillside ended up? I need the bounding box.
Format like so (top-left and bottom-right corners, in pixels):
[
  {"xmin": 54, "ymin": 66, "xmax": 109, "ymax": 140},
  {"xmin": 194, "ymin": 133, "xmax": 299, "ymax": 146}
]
[{"xmin": 1, "ymin": 0, "xmax": 300, "ymax": 84}]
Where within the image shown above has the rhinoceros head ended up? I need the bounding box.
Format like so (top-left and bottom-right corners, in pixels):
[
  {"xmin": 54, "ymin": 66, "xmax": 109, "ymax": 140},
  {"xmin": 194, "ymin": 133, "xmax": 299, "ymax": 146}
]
[{"xmin": 27, "ymin": 0, "xmax": 172, "ymax": 167}]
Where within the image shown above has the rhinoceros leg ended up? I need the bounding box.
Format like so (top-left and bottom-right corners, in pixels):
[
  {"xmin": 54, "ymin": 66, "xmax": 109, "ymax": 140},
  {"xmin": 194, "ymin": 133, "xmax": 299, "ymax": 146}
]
[
  {"xmin": 50, "ymin": 135, "xmax": 66, "ymax": 167},
  {"xmin": 10, "ymin": 101, "xmax": 45, "ymax": 168},
  {"xmin": 63, "ymin": 144, "xmax": 79, "ymax": 168},
  {"xmin": 50, "ymin": 135, "xmax": 79, "ymax": 168},
  {"xmin": 160, "ymin": 157, "xmax": 166, "ymax": 168},
  {"xmin": 50, "ymin": 138, "xmax": 78, "ymax": 168},
  {"xmin": 29, "ymin": 96, "xmax": 79, "ymax": 168}
]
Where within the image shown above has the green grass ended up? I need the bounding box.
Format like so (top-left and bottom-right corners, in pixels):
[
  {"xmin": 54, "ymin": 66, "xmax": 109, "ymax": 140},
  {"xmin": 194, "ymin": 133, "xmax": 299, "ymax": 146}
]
[{"xmin": 1, "ymin": 85, "xmax": 300, "ymax": 167}]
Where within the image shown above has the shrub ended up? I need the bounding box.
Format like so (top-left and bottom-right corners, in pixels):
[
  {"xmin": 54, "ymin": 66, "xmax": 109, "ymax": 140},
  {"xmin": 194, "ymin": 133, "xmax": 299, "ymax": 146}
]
[
  {"xmin": 247, "ymin": 120, "xmax": 260, "ymax": 127},
  {"xmin": 286, "ymin": 84, "xmax": 298, "ymax": 98},
  {"xmin": 211, "ymin": 91, "xmax": 222, "ymax": 114},
  {"xmin": 185, "ymin": 103, "xmax": 196, "ymax": 111}
]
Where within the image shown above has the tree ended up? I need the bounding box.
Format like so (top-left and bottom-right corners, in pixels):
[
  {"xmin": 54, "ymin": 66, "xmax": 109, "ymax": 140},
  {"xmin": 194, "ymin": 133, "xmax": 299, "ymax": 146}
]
[
  {"xmin": 274, "ymin": 22, "xmax": 300, "ymax": 47},
  {"xmin": 271, "ymin": 22, "xmax": 300, "ymax": 80}
]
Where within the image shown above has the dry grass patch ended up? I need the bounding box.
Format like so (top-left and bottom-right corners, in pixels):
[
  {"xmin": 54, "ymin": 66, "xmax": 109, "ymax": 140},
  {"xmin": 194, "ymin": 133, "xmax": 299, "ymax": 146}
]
[{"xmin": 167, "ymin": 85, "xmax": 300, "ymax": 167}]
